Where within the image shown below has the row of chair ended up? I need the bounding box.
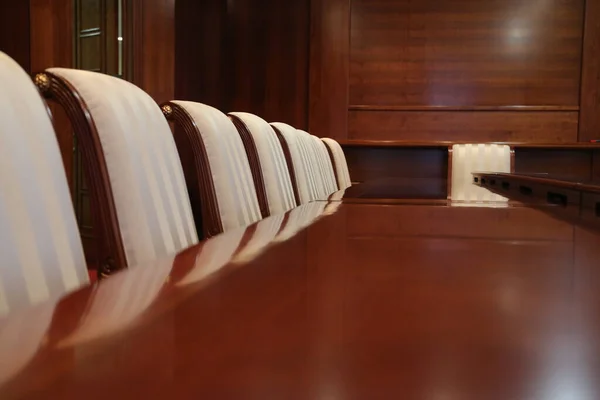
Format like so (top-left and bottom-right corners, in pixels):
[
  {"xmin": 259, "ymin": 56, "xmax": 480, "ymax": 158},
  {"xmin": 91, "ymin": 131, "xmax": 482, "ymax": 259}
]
[{"xmin": 0, "ymin": 51, "xmax": 350, "ymax": 315}]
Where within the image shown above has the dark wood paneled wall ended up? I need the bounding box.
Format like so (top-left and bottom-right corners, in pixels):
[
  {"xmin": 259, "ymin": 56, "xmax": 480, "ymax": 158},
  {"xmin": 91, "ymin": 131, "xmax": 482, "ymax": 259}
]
[
  {"xmin": 175, "ymin": 0, "xmax": 310, "ymax": 129},
  {"xmin": 308, "ymin": 0, "xmax": 350, "ymax": 138},
  {"xmin": 0, "ymin": 2, "xmax": 30, "ymax": 71},
  {"xmin": 350, "ymin": 0, "xmax": 583, "ymax": 109},
  {"xmin": 579, "ymin": 0, "xmax": 600, "ymax": 142},
  {"xmin": 348, "ymin": 110, "xmax": 579, "ymax": 142},
  {"xmin": 131, "ymin": 0, "xmax": 175, "ymax": 104},
  {"xmin": 175, "ymin": 0, "xmax": 599, "ymax": 143},
  {"xmin": 307, "ymin": 0, "xmax": 600, "ymax": 182},
  {"xmin": 310, "ymin": 0, "xmax": 591, "ymax": 143}
]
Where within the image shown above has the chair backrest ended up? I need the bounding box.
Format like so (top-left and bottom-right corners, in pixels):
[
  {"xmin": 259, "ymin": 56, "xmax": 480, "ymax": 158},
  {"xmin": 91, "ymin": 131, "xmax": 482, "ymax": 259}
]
[
  {"xmin": 299, "ymin": 134, "xmax": 338, "ymax": 198},
  {"xmin": 161, "ymin": 101, "xmax": 263, "ymax": 236},
  {"xmin": 322, "ymin": 138, "xmax": 352, "ymax": 190},
  {"xmin": 296, "ymin": 130, "xmax": 328, "ymax": 200},
  {"xmin": 37, "ymin": 68, "xmax": 198, "ymax": 271},
  {"xmin": 269, "ymin": 122, "xmax": 304, "ymax": 204},
  {"xmin": 311, "ymin": 135, "xmax": 339, "ymax": 194},
  {"xmin": 0, "ymin": 52, "xmax": 89, "ymax": 315},
  {"xmin": 229, "ymin": 112, "xmax": 297, "ymax": 215},
  {"xmin": 450, "ymin": 144, "xmax": 513, "ymax": 202}
]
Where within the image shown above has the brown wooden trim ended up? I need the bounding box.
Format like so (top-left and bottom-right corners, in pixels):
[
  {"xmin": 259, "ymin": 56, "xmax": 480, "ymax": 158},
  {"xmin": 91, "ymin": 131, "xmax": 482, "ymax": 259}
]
[
  {"xmin": 271, "ymin": 125, "xmax": 301, "ymax": 206},
  {"xmin": 340, "ymin": 140, "xmax": 600, "ymax": 149},
  {"xmin": 228, "ymin": 114, "xmax": 270, "ymax": 219},
  {"xmin": 510, "ymin": 149, "xmax": 516, "ymax": 173},
  {"xmin": 308, "ymin": 0, "xmax": 350, "ymax": 140},
  {"xmin": 162, "ymin": 102, "xmax": 223, "ymax": 238},
  {"xmin": 322, "ymin": 140, "xmax": 341, "ymax": 190},
  {"xmin": 36, "ymin": 72, "xmax": 127, "ymax": 276},
  {"xmin": 447, "ymin": 146, "xmax": 453, "ymax": 199},
  {"xmin": 578, "ymin": 0, "xmax": 600, "ymax": 142},
  {"xmin": 348, "ymin": 105, "xmax": 580, "ymax": 112}
]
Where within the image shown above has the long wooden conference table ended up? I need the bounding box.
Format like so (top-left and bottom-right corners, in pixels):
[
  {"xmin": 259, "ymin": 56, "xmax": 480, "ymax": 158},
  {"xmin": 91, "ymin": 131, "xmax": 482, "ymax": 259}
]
[{"xmin": 2, "ymin": 178, "xmax": 600, "ymax": 399}]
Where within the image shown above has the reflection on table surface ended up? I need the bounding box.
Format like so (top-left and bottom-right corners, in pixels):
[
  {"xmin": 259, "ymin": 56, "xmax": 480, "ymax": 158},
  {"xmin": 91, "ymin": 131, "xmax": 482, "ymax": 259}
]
[{"xmin": 2, "ymin": 202, "xmax": 600, "ymax": 399}]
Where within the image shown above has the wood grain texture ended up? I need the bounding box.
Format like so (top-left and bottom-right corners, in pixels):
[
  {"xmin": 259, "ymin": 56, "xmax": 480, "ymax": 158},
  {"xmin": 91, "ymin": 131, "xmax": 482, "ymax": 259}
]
[
  {"xmin": 308, "ymin": 0, "xmax": 350, "ymax": 139},
  {"xmin": 349, "ymin": 105, "xmax": 580, "ymax": 111},
  {"xmin": 131, "ymin": 0, "xmax": 175, "ymax": 104},
  {"xmin": 0, "ymin": 1, "xmax": 30, "ymax": 72},
  {"xmin": 228, "ymin": 0, "xmax": 310, "ymax": 128},
  {"xmin": 579, "ymin": 0, "xmax": 600, "ymax": 142},
  {"xmin": 175, "ymin": 0, "xmax": 226, "ymax": 108},
  {"xmin": 29, "ymin": 0, "xmax": 75, "ymax": 189},
  {"xmin": 347, "ymin": 204, "xmax": 573, "ymax": 240},
  {"xmin": 175, "ymin": 0, "xmax": 309, "ymax": 129},
  {"xmin": 341, "ymin": 140, "xmax": 600, "ymax": 149},
  {"xmin": 348, "ymin": 110, "xmax": 579, "ymax": 142},
  {"xmin": 6, "ymin": 204, "xmax": 600, "ymax": 399},
  {"xmin": 350, "ymin": 0, "xmax": 584, "ymax": 107}
]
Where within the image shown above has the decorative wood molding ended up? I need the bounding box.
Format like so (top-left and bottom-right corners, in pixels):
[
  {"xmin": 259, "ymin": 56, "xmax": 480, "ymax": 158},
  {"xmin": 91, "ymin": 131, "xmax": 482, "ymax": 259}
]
[
  {"xmin": 161, "ymin": 101, "xmax": 223, "ymax": 238},
  {"xmin": 349, "ymin": 105, "xmax": 580, "ymax": 112},
  {"xmin": 339, "ymin": 140, "xmax": 600, "ymax": 149},
  {"xmin": 35, "ymin": 71, "xmax": 127, "ymax": 274}
]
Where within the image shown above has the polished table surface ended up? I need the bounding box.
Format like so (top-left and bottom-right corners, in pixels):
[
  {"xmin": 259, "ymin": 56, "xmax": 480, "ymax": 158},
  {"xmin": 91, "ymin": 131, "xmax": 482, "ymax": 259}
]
[{"xmin": 2, "ymin": 201, "xmax": 600, "ymax": 399}]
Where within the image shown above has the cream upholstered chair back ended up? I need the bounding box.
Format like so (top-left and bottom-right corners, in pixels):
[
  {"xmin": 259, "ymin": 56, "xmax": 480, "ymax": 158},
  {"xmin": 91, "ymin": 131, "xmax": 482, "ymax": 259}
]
[
  {"xmin": 229, "ymin": 113, "xmax": 297, "ymax": 215},
  {"xmin": 162, "ymin": 101, "xmax": 263, "ymax": 237},
  {"xmin": 38, "ymin": 68, "xmax": 198, "ymax": 271},
  {"xmin": 322, "ymin": 138, "xmax": 352, "ymax": 190},
  {"xmin": 296, "ymin": 130, "xmax": 329, "ymax": 200},
  {"xmin": 450, "ymin": 144, "xmax": 512, "ymax": 202},
  {"xmin": 269, "ymin": 122, "xmax": 304, "ymax": 204},
  {"xmin": 0, "ymin": 52, "xmax": 89, "ymax": 315},
  {"xmin": 311, "ymin": 135, "xmax": 339, "ymax": 194}
]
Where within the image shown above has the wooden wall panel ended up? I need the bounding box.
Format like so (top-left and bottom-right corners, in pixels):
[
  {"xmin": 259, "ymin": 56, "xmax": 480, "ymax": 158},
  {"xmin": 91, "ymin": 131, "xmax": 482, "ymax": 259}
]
[
  {"xmin": 30, "ymin": 0, "xmax": 75, "ymax": 187},
  {"xmin": 350, "ymin": 0, "xmax": 584, "ymax": 108},
  {"xmin": 348, "ymin": 111, "xmax": 579, "ymax": 142},
  {"xmin": 132, "ymin": 0, "xmax": 175, "ymax": 104},
  {"xmin": 579, "ymin": 0, "xmax": 600, "ymax": 142},
  {"xmin": 0, "ymin": 2, "xmax": 30, "ymax": 71},
  {"xmin": 175, "ymin": 0, "xmax": 226, "ymax": 109},
  {"xmin": 514, "ymin": 149, "xmax": 594, "ymax": 180},
  {"xmin": 308, "ymin": 0, "xmax": 350, "ymax": 139},
  {"xmin": 230, "ymin": 0, "xmax": 309, "ymax": 127},
  {"xmin": 175, "ymin": 0, "xmax": 310, "ymax": 129}
]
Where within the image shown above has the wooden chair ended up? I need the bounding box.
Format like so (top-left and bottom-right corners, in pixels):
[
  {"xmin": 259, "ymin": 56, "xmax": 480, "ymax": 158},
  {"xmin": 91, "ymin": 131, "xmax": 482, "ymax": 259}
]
[
  {"xmin": 229, "ymin": 112, "xmax": 297, "ymax": 214},
  {"xmin": 322, "ymin": 138, "xmax": 352, "ymax": 190},
  {"xmin": 0, "ymin": 52, "xmax": 90, "ymax": 316},
  {"xmin": 296, "ymin": 130, "xmax": 334, "ymax": 200},
  {"xmin": 309, "ymin": 134, "xmax": 339, "ymax": 195},
  {"xmin": 160, "ymin": 101, "xmax": 263, "ymax": 237},
  {"xmin": 35, "ymin": 68, "xmax": 198, "ymax": 275},
  {"xmin": 271, "ymin": 123, "xmax": 316, "ymax": 204}
]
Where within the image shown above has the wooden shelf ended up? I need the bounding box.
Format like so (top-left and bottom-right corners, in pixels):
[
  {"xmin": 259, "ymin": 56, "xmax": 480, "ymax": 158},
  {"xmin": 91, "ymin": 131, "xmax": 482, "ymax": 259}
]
[
  {"xmin": 340, "ymin": 140, "xmax": 600, "ymax": 150},
  {"xmin": 348, "ymin": 105, "xmax": 580, "ymax": 112}
]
